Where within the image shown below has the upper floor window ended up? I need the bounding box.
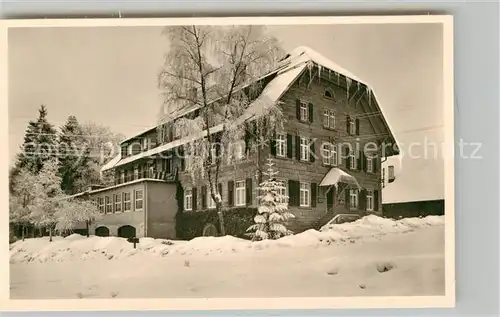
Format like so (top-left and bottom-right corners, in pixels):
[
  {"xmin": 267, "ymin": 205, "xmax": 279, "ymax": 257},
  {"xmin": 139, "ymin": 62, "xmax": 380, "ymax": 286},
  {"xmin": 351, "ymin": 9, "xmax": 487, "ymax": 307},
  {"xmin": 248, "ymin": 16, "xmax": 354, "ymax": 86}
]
[
  {"xmin": 173, "ymin": 124, "xmax": 181, "ymax": 140},
  {"xmin": 349, "ymin": 118, "xmax": 356, "ymax": 135},
  {"xmin": 98, "ymin": 197, "xmax": 105, "ymax": 213},
  {"xmin": 299, "ymin": 101, "xmax": 308, "ymax": 122},
  {"xmin": 123, "ymin": 192, "xmax": 131, "ymax": 212},
  {"xmin": 114, "ymin": 194, "xmax": 122, "ymax": 212},
  {"xmin": 322, "ymin": 143, "xmax": 331, "ymax": 165},
  {"xmin": 323, "ymin": 110, "xmax": 336, "ymax": 129},
  {"xmin": 105, "ymin": 196, "xmax": 112, "ymax": 213},
  {"xmin": 135, "ymin": 190, "xmax": 144, "ymax": 210},
  {"xmin": 349, "ymin": 149, "xmax": 356, "ymax": 170},
  {"xmin": 184, "ymin": 189, "xmax": 193, "ymax": 211},
  {"xmin": 300, "ymin": 137, "xmax": 310, "ymax": 161},
  {"xmin": 276, "ymin": 134, "xmax": 286, "ymax": 157},
  {"xmin": 349, "ymin": 189, "xmax": 358, "ymax": 209},
  {"xmin": 366, "ymin": 190, "xmax": 374, "ymax": 211},
  {"xmin": 366, "ymin": 156, "xmax": 373, "ymax": 173},
  {"xmin": 331, "ymin": 144, "xmax": 338, "ymax": 166}
]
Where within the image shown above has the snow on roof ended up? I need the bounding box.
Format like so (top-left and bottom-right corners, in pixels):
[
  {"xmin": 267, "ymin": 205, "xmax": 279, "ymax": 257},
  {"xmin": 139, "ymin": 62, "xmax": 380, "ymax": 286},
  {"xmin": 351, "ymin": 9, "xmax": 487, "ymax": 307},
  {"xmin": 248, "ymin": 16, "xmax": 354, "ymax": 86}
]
[
  {"xmin": 100, "ymin": 153, "xmax": 121, "ymax": 173},
  {"xmin": 104, "ymin": 124, "xmax": 224, "ymax": 171},
  {"xmin": 319, "ymin": 167, "xmax": 362, "ymax": 190}
]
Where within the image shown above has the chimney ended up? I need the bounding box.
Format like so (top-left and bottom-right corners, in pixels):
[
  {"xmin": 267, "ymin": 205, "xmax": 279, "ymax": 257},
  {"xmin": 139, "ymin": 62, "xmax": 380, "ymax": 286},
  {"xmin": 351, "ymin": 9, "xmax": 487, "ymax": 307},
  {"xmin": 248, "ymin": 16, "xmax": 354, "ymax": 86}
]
[{"xmin": 388, "ymin": 165, "xmax": 395, "ymax": 183}]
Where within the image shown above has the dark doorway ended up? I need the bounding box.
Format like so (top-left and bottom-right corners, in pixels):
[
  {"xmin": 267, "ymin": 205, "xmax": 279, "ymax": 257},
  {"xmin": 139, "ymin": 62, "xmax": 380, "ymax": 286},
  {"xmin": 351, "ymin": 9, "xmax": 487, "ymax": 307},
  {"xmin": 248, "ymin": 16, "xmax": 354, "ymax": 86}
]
[
  {"xmin": 117, "ymin": 225, "xmax": 136, "ymax": 239},
  {"xmin": 95, "ymin": 226, "xmax": 110, "ymax": 237}
]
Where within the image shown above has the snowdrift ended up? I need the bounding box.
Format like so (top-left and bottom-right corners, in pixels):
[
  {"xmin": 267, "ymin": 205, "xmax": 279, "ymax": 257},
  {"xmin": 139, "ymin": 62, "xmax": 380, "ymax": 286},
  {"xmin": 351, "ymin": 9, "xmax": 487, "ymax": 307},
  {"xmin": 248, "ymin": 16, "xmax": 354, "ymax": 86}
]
[{"xmin": 10, "ymin": 215, "xmax": 444, "ymax": 264}]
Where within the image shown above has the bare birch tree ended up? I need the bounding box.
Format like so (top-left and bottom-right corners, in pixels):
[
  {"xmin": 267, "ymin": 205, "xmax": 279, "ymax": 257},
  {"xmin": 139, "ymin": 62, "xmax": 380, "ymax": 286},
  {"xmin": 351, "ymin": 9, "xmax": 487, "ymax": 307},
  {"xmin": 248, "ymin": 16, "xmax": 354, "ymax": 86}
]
[{"xmin": 158, "ymin": 25, "xmax": 285, "ymax": 234}]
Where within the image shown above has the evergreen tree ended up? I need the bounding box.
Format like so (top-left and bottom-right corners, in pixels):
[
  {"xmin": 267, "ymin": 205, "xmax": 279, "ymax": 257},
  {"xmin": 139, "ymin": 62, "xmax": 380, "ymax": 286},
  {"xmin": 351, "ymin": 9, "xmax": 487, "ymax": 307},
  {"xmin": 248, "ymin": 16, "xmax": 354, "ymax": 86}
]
[
  {"xmin": 58, "ymin": 115, "xmax": 89, "ymax": 194},
  {"xmin": 16, "ymin": 105, "xmax": 57, "ymax": 174},
  {"xmin": 247, "ymin": 156, "xmax": 295, "ymax": 241},
  {"xmin": 10, "ymin": 169, "xmax": 38, "ymax": 240}
]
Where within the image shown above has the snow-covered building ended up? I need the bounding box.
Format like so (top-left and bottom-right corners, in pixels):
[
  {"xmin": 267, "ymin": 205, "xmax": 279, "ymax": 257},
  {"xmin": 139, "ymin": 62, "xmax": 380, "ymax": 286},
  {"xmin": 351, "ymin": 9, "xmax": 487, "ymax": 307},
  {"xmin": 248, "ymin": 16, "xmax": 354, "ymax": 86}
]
[{"xmin": 78, "ymin": 46, "xmax": 399, "ymax": 239}]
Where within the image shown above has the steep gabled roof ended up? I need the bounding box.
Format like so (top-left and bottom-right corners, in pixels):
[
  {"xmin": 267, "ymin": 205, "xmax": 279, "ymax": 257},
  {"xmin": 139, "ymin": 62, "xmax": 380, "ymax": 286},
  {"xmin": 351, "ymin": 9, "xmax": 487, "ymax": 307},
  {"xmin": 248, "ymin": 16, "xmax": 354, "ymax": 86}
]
[{"xmin": 102, "ymin": 46, "xmax": 398, "ymax": 172}]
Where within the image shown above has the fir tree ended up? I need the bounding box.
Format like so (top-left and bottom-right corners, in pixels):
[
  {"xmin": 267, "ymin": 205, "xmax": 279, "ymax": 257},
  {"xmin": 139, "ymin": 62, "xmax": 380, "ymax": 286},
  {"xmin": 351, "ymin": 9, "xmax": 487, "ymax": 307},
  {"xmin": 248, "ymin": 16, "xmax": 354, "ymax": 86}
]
[
  {"xmin": 58, "ymin": 115, "xmax": 89, "ymax": 194},
  {"xmin": 16, "ymin": 105, "xmax": 57, "ymax": 174},
  {"xmin": 247, "ymin": 156, "xmax": 295, "ymax": 241}
]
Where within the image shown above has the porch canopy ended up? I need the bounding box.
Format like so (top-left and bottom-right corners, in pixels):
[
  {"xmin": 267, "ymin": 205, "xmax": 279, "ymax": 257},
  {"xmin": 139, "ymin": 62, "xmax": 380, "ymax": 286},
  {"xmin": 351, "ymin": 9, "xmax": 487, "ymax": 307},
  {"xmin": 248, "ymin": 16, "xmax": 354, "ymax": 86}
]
[{"xmin": 319, "ymin": 167, "xmax": 362, "ymax": 190}]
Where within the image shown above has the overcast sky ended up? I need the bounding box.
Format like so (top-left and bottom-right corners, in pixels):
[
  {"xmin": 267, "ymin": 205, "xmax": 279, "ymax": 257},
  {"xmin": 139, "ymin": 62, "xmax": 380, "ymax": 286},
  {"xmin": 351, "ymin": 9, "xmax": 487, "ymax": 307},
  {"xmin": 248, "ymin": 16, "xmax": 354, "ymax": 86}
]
[{"xmin": 8, "ymin": 23, "xmax": 444, "ymax": 202}]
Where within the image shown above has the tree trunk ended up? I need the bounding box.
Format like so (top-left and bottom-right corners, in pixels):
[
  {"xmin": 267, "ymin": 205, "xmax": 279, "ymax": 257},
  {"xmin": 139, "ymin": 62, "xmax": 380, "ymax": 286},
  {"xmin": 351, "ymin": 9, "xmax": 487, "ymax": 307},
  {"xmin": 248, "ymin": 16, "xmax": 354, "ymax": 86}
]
[
  {"xmin": 21, "ymin": 225, "xmax": 25, "ymax": 241},
  {"xmin": 49, "ymin": 227, "xmax": 53, "ymax": 242},
  {"xmin": 86, "ymin": 221, "xmax": 90, "ymax": 238},
  {"xmin": 217, "ymin": 204, "xmax": 226, "ymax": 236}
]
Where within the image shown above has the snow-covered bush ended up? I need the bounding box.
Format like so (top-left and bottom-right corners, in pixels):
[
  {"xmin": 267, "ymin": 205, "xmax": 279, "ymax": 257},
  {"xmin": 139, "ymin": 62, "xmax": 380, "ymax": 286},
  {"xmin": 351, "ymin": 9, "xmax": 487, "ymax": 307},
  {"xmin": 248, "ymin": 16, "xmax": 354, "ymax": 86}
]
[{"xmin": 247, "ymin": 157, "xmax": 295, "ymax": 240}]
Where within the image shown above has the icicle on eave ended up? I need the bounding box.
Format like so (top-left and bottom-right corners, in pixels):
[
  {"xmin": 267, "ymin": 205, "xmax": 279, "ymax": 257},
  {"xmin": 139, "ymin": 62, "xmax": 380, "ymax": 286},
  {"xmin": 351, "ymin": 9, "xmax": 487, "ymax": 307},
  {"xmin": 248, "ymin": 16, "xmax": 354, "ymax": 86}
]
[
  {"xmin": 345, "ymin": 76, "xmax": 352, "ymax": 101},
  {"xmin": 317, "ymin": 64, "xmax": 322, "ymax": 83},
  {"xmin": 366, "ymin": 86, "xmax": 372, "ymax": 107}
]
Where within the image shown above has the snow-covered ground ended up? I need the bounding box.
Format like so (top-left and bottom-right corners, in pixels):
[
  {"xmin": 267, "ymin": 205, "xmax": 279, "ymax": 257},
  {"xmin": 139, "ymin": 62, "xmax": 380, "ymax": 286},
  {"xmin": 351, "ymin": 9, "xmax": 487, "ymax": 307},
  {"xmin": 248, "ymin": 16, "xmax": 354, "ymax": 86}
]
[{"xmin": 10, "ymin": 215, "xmax": 445, "ymax": 299}]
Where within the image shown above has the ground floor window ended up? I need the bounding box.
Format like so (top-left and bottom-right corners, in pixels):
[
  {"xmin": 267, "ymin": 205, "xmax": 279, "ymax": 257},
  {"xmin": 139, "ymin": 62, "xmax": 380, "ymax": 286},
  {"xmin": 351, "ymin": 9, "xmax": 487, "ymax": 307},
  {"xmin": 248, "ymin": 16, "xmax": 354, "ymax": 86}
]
[
  {"xmin": 366, "ymin": 190, "xmax": 374, "ymax": 211},
  {"xmin": 299, "ymin": 182, "xmax": 310, "ymax": 207},
  {"xmin": 350, "ymin": 189, "xmax": 358, "ymax": 209},
  {"xmin": 235, "ymin": 180, "xmax": 246, "ymax": 206},
  {"xmin": 276, "ymin": 179, "xmax": 288, "ymax": 204},
  {"xmin": 184, "ymin": 189, "xmax": 193, "ymax": 211},
  {"xmin": 207, "ymin": 190, "xmax": 217, "ymax": 209}
]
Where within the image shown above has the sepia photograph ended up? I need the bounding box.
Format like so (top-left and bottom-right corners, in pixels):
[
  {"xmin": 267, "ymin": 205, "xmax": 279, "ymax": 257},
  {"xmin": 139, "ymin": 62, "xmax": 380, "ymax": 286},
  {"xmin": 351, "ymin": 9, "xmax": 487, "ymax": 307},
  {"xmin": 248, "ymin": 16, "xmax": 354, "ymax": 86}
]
[{"xmin": 3, "ymin": 16, "xmax": 454, "ymax": 310}]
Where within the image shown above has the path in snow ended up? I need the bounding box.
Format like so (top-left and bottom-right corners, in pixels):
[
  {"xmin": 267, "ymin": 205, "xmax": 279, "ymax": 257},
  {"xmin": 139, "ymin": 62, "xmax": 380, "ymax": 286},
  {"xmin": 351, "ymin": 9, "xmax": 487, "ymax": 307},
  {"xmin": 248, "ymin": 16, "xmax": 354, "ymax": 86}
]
[{"xmin": 10, "ymin": 226, "xmax": 445, "ymax": 299}]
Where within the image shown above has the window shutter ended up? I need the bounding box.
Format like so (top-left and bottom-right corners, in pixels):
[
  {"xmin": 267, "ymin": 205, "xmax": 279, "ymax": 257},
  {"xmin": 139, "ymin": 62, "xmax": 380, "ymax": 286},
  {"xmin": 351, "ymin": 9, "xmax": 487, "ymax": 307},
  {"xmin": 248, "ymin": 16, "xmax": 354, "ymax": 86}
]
[
  {"xmin": 309, "ymin": 139, "xmax": 315, "ymax": 162},
  {"xmin": 287, "ymin": 134, "xmax": 293, "ymax": 158},
  {"xmin": 308, "ymin": 103, "xmax": 314, "ymax": 123},
  {"xmin": 357, "ymin": 150, "xmax": 362, "ymax": 171},
  {"xmin": 346, "ymin": 115, "xmax": 350, "ymax": 133},
  {"xmin": 345, "ymin": 188, "xmax": 350, "ymax": 209},
  {"xmin": 295, "ymin": 135, "xmax": 301, "ymax": 160},
  {"xmin": 355, "ymin": 118, "xmax": 360, "ymax": 135},
  {"xmin": 373, "ymin": 156, "xmax": 378, "ymax": 173},
  {"xmin": 228, "ymin": 180, "xmax": 234, "ymax": 206},
  {"xmin": 311, "ymin": 183, "xmax": 317, "ymax": 207},
  {"xmin": 201, "ymin": 186, "xmax": 207, "ymax": 209},
  {"xmin": 288, "ymin": 180, "xmax": 297, "ymax": 206},
  {"xmin": 362, "ymin": 152, "xmax": 367, "ymax": 172},
  {"xmin": 359, "ymin": 189, "xmax": 366, "ymax": 211},
  {"xmin": 374, "ymin": 190, "xmax": 379, "ymax": 211},
  {"xmin": 246, "ymin": 178, "xmax": 252, "ymax": 206},
  {"xmin": 218, "ymin": 183, "xmax": 223, "ymax": 204},
  {"xmin": 270, "ymin": 136, "xmax": 277, "ymax": 156},
  {"xmin": 345, "ymin": 146, "xmax": 351, "ymax": 169},
  {"xmin": 295, "ymin": 99, "xmax": 301, "ymax": 120},
  {"xmin": 192, "ymin": 187, "xmax": 197, "ymax": 211},
  {"xmin": 168, "ymin": 125, "xmax": 173, "ymax": 142}
]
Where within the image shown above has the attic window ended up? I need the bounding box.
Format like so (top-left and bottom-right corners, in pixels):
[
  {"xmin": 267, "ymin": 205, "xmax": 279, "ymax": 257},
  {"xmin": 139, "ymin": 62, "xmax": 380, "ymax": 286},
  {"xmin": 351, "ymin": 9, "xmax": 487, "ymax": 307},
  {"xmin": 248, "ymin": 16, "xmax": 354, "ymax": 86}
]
[{"xmin": 324, "ymin": 89, "xmax": 334, "ymax": 100}]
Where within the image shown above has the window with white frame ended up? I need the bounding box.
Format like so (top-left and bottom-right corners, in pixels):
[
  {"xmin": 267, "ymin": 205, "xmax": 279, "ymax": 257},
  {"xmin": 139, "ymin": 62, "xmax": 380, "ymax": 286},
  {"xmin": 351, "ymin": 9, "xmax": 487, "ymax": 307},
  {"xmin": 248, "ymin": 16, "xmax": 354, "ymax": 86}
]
[
  {"xmin": 300, "ymin": 137, "xmax": 310, "ymax": 161},
  {"xmin": 299, "ymin": 101, "xmax": 308, "ymax": 121},
  {"xmin": 366, "ymin": 156, "xmax": 373, "ymax": 173},
  {"xmin": 114, "ymin": 194, "xmax": 122, "ymax": 212},
  {"xmin": 323, "ymin": 110, "xmax": 336, "ymax": 129},
  {"xmin": 184, "ymin": 189, "xmax": 192, "ymax": 211},
  {"xmin": 123, "ymin": 192, "xmax": 131, "ymax": 212},
  {"xmin": 322, "ymin": 143, "xmax": 331, "ymax": 165},
  {"xmin": 349, "ymin": 149, "xmax": 356, "ymax": 170},
  {"xmin": 134, "ymin": 166, "xmax": 139, "ymax": 180},
  {"xmin": 98, "ymin": 197, "xmax": 105, "ymax": 213},
  {"xmin": 300, "ymin": 182, "xmax": 310, "ymax": 207},
  {"xmin": 331, "ymin": 144, "xmax": 338, "ymax": 166},
  {"xmin": 366, "ymin": 190, "xmax": 374, "ymax": 211},
  {"xmin": 207, "ymin": 190, "xmax": 217, "ymax": 209},
  {"xmin": 349, "ymin": 118, "xmax": 356, "ymax": 135},
  {"xmin": 276, "ymin": 134, "xmax": 286, "ymax": 157},
  {"xmin": 105, "ymin": 196, "xmax": 112, "ymax": 213},
  {"xmin": 350, "ymin": 189, "xmax": 358, "ymax": 209},
  {"xmin": 276, "ymin": 179, "xmax": 288, "ymax": 204},
  {"xmin": 328, "ymin": 110, "xmax": 336, "ymax": 129},
  {"xmin": 120, "ymin": 170, "xmax": 125, "ymax": 183},
  {"xmin": 235, "ymin": 180, "xmax": 246, "ymax": 206},
  {"xmin": 135, "ymin": 190, "xmax": 144, "ymax": 210}
]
